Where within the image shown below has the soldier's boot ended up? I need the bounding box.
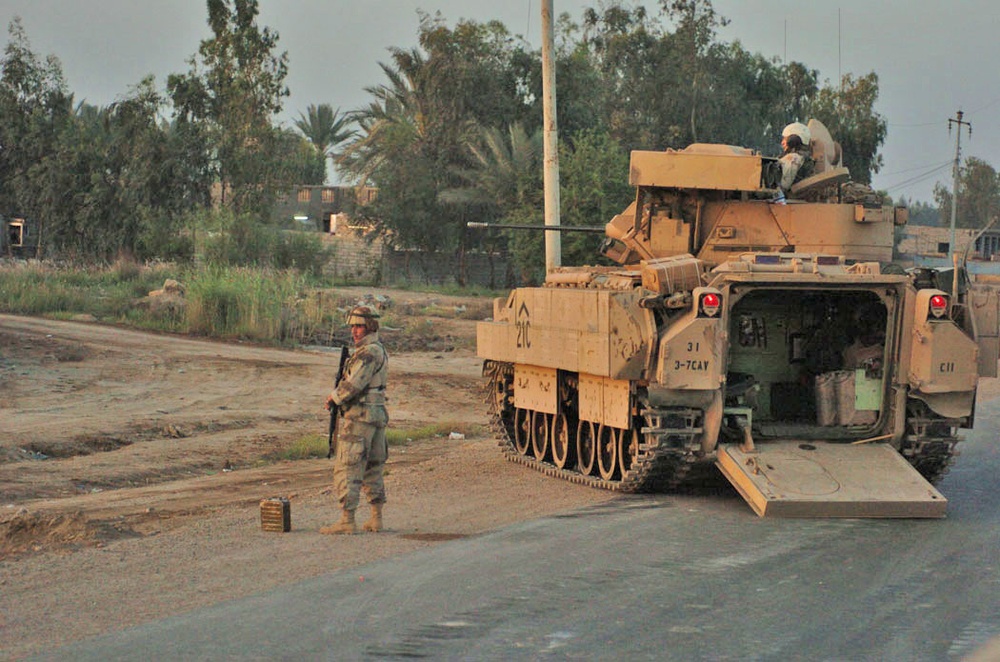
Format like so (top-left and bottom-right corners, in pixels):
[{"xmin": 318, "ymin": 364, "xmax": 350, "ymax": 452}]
[
  {"xmin": 319, "ymin": 509, "xmax": 357, "ymax": 535},
  {"xmin": 362, "ymin": 503, "xmax": 383, "ymax": 533}
]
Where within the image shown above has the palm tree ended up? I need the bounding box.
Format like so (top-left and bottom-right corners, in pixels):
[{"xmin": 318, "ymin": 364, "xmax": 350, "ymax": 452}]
[
  {"xmin": 292, "ymin": 103, "xmax": 355, "ymax": 172},
  {"xmin": 337, "ymin": 47, "xmax": 440, "ymax": 185},
  {"xmin": 440, "ymin": 122, "xmax": 542, "ymax": 211}
]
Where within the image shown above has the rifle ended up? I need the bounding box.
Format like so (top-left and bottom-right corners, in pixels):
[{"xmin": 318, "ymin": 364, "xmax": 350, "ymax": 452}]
[{"xmin": 327, "ymin": 345, "xmax": 350, "ymax": 459}]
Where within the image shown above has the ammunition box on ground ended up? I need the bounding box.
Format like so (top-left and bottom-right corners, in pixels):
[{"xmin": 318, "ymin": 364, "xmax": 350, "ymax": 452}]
[{"xmin": 260, "ymin": 497, "xmax": 291, "ymax": 532}]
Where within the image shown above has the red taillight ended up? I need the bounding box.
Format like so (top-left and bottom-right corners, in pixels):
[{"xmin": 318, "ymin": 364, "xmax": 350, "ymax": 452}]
[
  {"xmin": 701, "ymin": 292, "xmax": 721, "ymax": 317},
  {"xmin": 929, "ymin": 294, "xmax": 948, "ymax": 319}
]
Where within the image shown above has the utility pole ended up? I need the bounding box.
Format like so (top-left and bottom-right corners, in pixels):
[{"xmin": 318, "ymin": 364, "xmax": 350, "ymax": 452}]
[
  {"xmin": 948, "ymin": 109, "xmax": 972, "ymax": 259},
  {"xmin": 541, "ymin": 0, "xmax": 561, "ymax": 272}
]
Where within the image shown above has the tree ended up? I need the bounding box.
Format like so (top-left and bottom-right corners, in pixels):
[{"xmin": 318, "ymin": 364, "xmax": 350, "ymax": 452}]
[
  {"xmin": 579, "ymin": 3, "xmax": 669, "ymax": 149},
  {"xmin": 67, "ymin": 82, "xmax": 176, "ymax": 258},
  {"xmin": 292, "ymin": 103, "xmax": 355, "ymax": 181},
  {"xmin": 340, "ymin": 14, "xmax": 533, "ymax": 266},
  {"xmin": 338, "ymin": 45, "xmax": 453, "ymax": 250},
  {"xmin": 448, "ymin": 125, "xmax": 632, "ymax": 285},
  {"xmin": 933, "ymin": 157, "xmax": 1000, "ymax": 231},
  {"xmin": 573, "ymin": 1, "xmax": 819, "ymax": 154},
  {"xmin": 339, "ymin": 46, "xmax": 427, "ymax": 185},
  {"xmin": 449, "ymin": 123, "xmax": 542, "ymax": 211},
  {"xmin": 807, "ymin": 72, "xmax": 887, "ymax": 184},
  {"xmin": 274, "ymin": 126, "xmax": 326, "ymax": 187},
  {"xmin": 901, "ymin": 198, "xmax": 941, "ymax": 227},
  {"xmin": 0, "ymin": 17, "xmax": 73, "ymax": 258},
  {"xmin": 443, "ymin": 123, "xmax": 544, "ymax": 284},
  {"xmin": 558, "ymin": 129, "xmax": 632, "ymax": 265},
  {"xmin": 661, "ymin": 0, "xmax": 729, "ymax": 143},
  {"xmin": 1, "ymin": 19, "xmax": 208, "ymax": 260},
  {"xmin": 167, "ymin": 0, "xmax": 290, "ymax": 214}
]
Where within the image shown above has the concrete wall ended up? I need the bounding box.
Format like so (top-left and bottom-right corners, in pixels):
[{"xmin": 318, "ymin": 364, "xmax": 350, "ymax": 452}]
[
  {"xmin": 896, "ymin": 225, "xmax": 1000, "ymax": 276},
  {"xmin": 384, "ymin": 250, "xmax": 509, "ymax": 288},
  {"xmin": 320, "ymin": 232, "xmax": 387, "ymax": 283},
  {"xmin": 896, "ymin": 226, "xmax": 978, "ymax": 258},
  {"xmin": 320, "ymin": 231, "xmax": 508, "ymax": 288}
]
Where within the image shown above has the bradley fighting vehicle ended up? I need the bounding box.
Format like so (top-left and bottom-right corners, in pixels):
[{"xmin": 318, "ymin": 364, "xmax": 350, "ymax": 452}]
[{"xmin": 476, "ymin": 120, "xmax": 1000, "ymax": 517}]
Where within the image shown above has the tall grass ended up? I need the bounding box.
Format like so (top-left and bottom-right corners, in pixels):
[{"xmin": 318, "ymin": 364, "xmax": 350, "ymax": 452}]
[
  {"xmin": 0, "ymin": 260, "xmax": 170, "ymax": 318},
  {"xmin": 184, "ymin": 266, "xmax": 312, "ymax": 342},
  {"xmin": 0, "ymin": 260, "xmax": 339, "ymax": 345}
]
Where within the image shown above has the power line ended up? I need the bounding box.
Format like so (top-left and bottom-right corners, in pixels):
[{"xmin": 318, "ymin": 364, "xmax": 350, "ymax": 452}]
[
  {"xmin": 966, "ymin": 97, "xmax": 1000, "ymax": 115},
  {"xmin": 880, "ymin": 159, "xmax": 953, "ymax": 177},
  {"xmin": 889, "ymin": 98, "xmax": 1000, "ymax": 129},
  {"xmin": 888, "ymin": 120, "xmax": 947, "ymax": 129},
  {"xmin": 881, "ymin": 161, "xmax": 952, "ymax": 194}
]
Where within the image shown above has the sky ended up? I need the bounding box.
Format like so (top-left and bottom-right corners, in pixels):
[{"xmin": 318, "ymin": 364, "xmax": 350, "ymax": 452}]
[{"xmin": 3, "ymin": 0, "xmax": 997, "ymax": 204}]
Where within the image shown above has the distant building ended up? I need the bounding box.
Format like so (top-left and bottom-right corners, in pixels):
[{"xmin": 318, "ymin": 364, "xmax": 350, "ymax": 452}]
[
  {"xmin": 1, "ymin": 215, "xmax": 38, "ymax": 258},
  {"xmin": 272, "ymin": 185, "xmax": 377, "ymax": 234},
  {"xmin": 897, "ymin": 224, "xmax": 1000, "ymax": 275}
]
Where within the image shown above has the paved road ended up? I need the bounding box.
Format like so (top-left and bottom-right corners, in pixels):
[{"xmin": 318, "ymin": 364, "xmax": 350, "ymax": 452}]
[{"xmin": 48, "ymin": 399, "xmax": 1000, "ymax": 661}]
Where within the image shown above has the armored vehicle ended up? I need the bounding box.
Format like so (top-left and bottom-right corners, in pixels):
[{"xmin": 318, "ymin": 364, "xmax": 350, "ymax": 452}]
[{"xmin": 476, "ymin": 120, "xmax": 999, "ymax": 517}]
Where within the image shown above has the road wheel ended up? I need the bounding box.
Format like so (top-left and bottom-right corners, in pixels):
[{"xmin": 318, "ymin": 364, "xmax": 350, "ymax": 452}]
[
  {"xmin": 531, "ymin": 411, "xmax": 551, "ymax": 461},
  {"xmin": 513, "ymin": 408, "xmax": 530, "ymax": 455},
  {"xmin": 619, "ymin": 426, "xmax": 639, "ymax": 477},
  {"xmin": 551, "ymin": 413, "xmax": 574, "ymax": 469},
  {"xmin": 576, "ymin": 420, "xmax": 597, "ymax": 476},
  {"xmin": 597, "ymin": 424, "xmax": 619, "ymax": 480}
]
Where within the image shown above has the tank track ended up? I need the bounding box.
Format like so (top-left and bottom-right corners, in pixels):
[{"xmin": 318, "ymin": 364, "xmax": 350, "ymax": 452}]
[
  {"xmin": 901, "ymin": 406, "xmax": 963, "ymax": 484},
  {"xmin": 484, "ymin": 360, "xmax": 707, "ymax": 493}
]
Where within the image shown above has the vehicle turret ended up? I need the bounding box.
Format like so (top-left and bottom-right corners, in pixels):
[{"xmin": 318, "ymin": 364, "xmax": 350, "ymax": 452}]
[{"xmin": 599, "ymin": 121, "xmax": 907, "ymax": 268}]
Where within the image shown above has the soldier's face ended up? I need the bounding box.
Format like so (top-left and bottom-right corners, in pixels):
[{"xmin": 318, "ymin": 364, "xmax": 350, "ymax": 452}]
[{"xmin": 351, "ymin": 324, "xmax": 367, "ymax": 344}]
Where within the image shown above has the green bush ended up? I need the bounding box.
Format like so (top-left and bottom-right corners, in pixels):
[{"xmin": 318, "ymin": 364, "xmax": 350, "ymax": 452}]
[
  {"xmin": 136, "ymin": 208, "xmax": 196, "ymax": 263},
  {"xmin": 199, "ymin": 213, "xmax": 275, "ymax": 267},
  {"xmin": 272, "ymin": 230, "xmax": 331, "ymax": 276},
  {"xmin": 196, "ymin": 211, "xmax": 330, "ymax": 278}
]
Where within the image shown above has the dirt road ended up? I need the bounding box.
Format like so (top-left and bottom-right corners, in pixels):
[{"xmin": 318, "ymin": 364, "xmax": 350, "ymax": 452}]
[{"xmin": 0, "ymin": 292, "xmax": 615, "ymax": 659}]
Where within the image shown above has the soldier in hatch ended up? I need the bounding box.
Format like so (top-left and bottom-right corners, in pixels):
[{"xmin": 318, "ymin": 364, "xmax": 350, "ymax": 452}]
[
  {"xmin": 778, "ymin": 122, "xmax": 816, "ymax": 193},
  {"xmin": 321, "ymin": 305, "xmax": 389, "ymax": 535}
]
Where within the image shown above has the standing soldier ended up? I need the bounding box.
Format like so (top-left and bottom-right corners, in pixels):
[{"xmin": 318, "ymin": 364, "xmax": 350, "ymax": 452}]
[{"xmin": 321, "ymin": 305, "xmax": 389, "ymax": 535}]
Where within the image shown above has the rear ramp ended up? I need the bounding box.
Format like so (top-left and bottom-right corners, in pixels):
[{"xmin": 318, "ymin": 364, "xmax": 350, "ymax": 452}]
[{"xmin": 716, "ymin": 441, "xmax": 947, "ymax": 518}]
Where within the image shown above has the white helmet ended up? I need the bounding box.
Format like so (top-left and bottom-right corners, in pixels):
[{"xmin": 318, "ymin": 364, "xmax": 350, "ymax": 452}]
[{"xmin": 782, "ymin": 122, "xmax": 811, "ymax": 146}]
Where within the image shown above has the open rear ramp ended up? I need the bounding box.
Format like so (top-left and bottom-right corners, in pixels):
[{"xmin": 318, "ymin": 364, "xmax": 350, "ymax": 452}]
[{"xmin": 716, "ymin": 441, "xmax": 947, "ymax": 518}]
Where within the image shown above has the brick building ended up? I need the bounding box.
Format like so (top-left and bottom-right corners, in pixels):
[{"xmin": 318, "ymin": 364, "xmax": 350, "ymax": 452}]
[
  {"xmin": 897, "ymin": 225, "xmax": 1000, "ymax": 263},
  {"xmin": 272, "ymin": 185, "xmax": 377, "ymax": 234}
]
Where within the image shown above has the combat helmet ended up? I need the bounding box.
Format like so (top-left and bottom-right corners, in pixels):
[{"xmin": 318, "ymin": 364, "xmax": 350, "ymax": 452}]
[
  {"xmin": 346, "ymin": 305, "xmax": 380, "ymax": 333},
  {"xmin": 782, "ymin": 122, "xmax": 811, "ymax": 146}
]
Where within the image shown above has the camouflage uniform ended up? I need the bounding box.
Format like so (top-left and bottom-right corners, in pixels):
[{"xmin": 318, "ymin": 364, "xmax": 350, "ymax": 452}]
[
  {"xmin": 330, "ymin": 330, "xmax": 389, "ymax": 512},
  {"xmin": 779, "ymin": 144, "xmax": 815, "ymax": 191}
]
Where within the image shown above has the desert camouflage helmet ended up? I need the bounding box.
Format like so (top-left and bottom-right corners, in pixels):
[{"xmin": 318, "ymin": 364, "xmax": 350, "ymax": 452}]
[
  {"xmin": 346, "ymin": 305, "xmax": 380, "ymax": 331},
  {"xmin": 782, "ymin": 122, "xmax": 811, "ymax": 146}
]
